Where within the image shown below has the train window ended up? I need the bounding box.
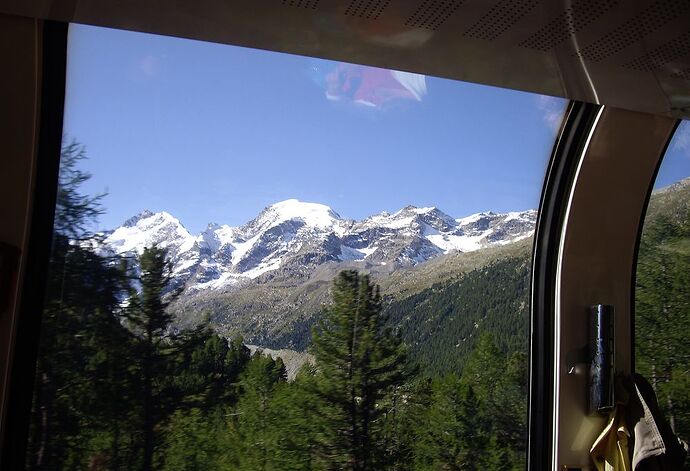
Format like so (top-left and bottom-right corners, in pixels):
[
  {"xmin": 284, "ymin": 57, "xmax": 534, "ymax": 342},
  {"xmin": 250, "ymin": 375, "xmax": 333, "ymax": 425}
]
[
  {"xmin": 26, "ymin": 23, "xmax": 566, "ymax": 469},
  {"xmin": 635, "ymin": 120, "xmax": 690, "ymax": 457}
]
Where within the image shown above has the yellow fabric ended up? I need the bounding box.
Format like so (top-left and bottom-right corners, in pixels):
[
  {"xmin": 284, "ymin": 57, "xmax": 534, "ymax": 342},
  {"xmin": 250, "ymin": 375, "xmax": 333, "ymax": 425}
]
[{"xmin": 590, "ymin": 407, "xmax": 631, "ymax": 471}]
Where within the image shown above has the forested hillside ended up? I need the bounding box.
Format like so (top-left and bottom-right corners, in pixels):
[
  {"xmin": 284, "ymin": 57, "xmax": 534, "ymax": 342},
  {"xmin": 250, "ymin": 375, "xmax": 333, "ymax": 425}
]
[
  {"xmin": 635, "ymin": 178, "xmax": 690, "ymax": 459},
  {"xmin": 386, "ymin": 255, "xmax": 530, "ymax": 376},
  {"xmin": 27, "ymin": 142, "xmax": 689, "ymax": 469},
  {"xmin": 26, "ymin": 142, "xmax": 531, "ymax": 470}
]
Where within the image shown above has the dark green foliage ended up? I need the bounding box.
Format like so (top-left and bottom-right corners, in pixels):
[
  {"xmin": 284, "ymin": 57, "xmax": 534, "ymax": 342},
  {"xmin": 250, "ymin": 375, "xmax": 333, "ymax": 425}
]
[
  {"xmin": 28, "ymin": 141, "xmax": 256, "ymax": 470},
  {"xmin": 310, "ymin": 270, "xmax": 409, "ymax": 470},
  {"xmin": 29, "ymin": 139, "xmax": 537, "ymax": 470},
  {"xmin": 408, "ymin": 334, "xmax": 526, "ymax": 470},
  {"xmin": 412, "ymin": 376, "xmax": 485, "ymax": 470},
  {"xmin": 127, "ymin": 249, "xmax": 257, "ymax": 470},
  {"xmin": 461, "ymin": 334, "xmax": 527, "ymax": 466},
  {"xmin": 126, "ymin": 246, "xmax": 179, "ymax": 471},
  {"xmin": 171, "ymin": 330, "xmax": 250, "ymax": 408},
  {"xmin": 386, "ymin": 256, "xmax": 530, "ymax": 376},
  {"xmin": 161, "ymin": 332, "xmax": 251, "ymax": 470},
  {"xmin": 27, "ymin": 140, "xmax": 135, "ymax": 470},
  {"xmin": 28, "ymin": 236, "xmax": 134, "ymax": 469},
  {"xmin": 162, "ymin": 408, "xmax": 234, "ymax": 471},
  {"xmin": 53, "ymin": 139, "xmax": 105, "ymax": 241},
  {"xmin": 127, "ymin": 246, "xmax": 177, "ymax": 338},
  {"xmin": 233, "ymin": 352, "xmax": 288, "ymax": 470},
  {"xmin": 636, "ymin": 181, "xmax": 690, "ymax": 458}
]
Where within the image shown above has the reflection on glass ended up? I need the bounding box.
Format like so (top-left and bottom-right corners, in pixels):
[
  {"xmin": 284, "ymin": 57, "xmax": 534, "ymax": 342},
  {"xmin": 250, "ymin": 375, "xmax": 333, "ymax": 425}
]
[
  {"xmin": 309, "ymin": 60, "xmax": 427, "ymax": 108},
  {"xmin": 635, "ymin": 120, "xmax": 690, "ymax": 466},
  {"xmin": 26, "ymin": 24, "xmax": 566, "ymax": 469}
]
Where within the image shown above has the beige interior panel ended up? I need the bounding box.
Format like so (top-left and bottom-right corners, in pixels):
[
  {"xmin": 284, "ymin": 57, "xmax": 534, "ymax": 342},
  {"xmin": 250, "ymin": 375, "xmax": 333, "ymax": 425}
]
[{"xmin": 554, "ymin": 107, "xmax": 677, "ymax": 469}]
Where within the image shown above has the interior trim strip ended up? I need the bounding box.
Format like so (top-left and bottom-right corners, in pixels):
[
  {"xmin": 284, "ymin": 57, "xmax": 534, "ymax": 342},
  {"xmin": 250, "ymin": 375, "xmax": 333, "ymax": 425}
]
[
  {"xmin": 552, "ymin": 105, "xmax": 604, "ymax": 468},
  {"xmin": 529, "ymin": 101, "xmax": 602, "ymax": 470}
]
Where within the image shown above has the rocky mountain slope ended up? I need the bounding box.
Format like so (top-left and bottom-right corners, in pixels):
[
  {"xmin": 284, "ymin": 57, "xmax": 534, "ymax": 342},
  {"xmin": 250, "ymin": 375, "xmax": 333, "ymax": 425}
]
[
  {"xmin": 173, "ymin": 238, "xmax": 534, "ymax": 350},
  {"xmin": 101, "ymin": 199, "xmax": 536, "ymax": 294},
  {"xmin": 97, "ymin": 200, "xmax": 536, "ymax": 350}
]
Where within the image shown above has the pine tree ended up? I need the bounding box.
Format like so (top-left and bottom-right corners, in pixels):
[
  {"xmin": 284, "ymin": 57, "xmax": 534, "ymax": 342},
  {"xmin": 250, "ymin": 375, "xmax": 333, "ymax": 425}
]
[
  {"xmin": 310, "ymin": 270, "xmax": 408, "ymax": 470},
  {"xmin": 53, "ymin": 139, "xmax": 105, "ymax": 241},
  {"xmin": 234, "ymin": 352, "xmax": 287, "ymax": 470},
  {"xmin": 461, "ymin": 333, "xmax": 526, "ymax": 468},
  {"xmin": 27, "ymin": 139, "xmax": 134, "ymax": 470},
  {"xmin": 162, "ymin": 407, "xmax": 234, "ymax": 471},
  {"xmin": 413, "ymin": 376, "xmax": 486, "ymax": 470},
  {"xmin": 162, "ymin": 329, "xmax": 251, "ymax": 470},
  {"xmin": 126, "ymin": 246, "xmax": 179, "ymax": 471},
  {"xmin": 268, "ymin": 370, "xmax": 323, "ymax": 471},
  {"xmin": 170, "ymin": 326, "xmax": 250, "ymax": 409},
  {"xmin": 394, "ymin": 378, "xmax": 433, "ymax": 470},
  {"xmin": 636, "ymin": 224, "xmax": 690, "ymax": 444},
  {"xmin": 484, "ymin": 435, "xmax": 512, "ymax": 471}
]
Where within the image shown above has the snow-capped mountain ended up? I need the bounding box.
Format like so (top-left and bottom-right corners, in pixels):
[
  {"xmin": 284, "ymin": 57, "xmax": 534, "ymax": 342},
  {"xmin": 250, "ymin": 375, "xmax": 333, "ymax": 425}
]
[{"xmin": 101, "ymin": 199, "xmax": 536, "ymax": 292}]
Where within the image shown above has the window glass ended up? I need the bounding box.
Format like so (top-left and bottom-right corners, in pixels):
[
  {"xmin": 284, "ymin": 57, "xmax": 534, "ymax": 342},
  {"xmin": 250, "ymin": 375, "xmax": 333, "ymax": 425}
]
[
  {"xmin": 27, "ymin": 23, "xmax": 566, "ymax": 469},
  {"xmin": 635, "ymin": 120, "xmax": 690, "ymax": 464}
]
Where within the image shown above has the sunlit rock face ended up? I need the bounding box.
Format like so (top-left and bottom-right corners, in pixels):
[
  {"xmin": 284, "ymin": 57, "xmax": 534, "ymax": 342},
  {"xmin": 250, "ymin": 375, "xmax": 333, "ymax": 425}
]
[{"xmin": 100, "ymin": 200, "xmax": 536, "ymax": 293}]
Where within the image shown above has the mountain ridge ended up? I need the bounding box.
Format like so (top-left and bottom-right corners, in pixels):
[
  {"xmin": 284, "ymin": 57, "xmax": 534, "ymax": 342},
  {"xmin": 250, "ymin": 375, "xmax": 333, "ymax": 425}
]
[{"xmin": 99, "ymin": 199, "xmax": 537, "ymax": 294}]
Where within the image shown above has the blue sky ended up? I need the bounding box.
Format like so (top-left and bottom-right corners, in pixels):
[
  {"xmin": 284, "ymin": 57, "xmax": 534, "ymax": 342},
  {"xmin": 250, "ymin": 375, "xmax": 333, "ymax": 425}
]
[
  {"xmin": 64, "ymin": 24, "xmax": 689, "ymax": 234},
  {"xmin": 657, "ymin": 120, "xmax": 690, "ymax": 189}
]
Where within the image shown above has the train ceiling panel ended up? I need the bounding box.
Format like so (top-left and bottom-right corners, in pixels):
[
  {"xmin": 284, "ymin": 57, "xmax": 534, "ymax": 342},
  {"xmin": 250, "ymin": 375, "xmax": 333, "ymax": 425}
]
[
  {"xmin": 404, "ymin": 0, "xmax": 463, "ymax": 30},
  {"xmin": 1, "ymin": 0, "xmax": 690, "ymax": 118},
  {"xmin": 343, "ymin": 0, "xmax": 392, "ymax": 20},
  {"xmin": 281, "ymin": 0, "xmax": 320, "ymax": 10}
]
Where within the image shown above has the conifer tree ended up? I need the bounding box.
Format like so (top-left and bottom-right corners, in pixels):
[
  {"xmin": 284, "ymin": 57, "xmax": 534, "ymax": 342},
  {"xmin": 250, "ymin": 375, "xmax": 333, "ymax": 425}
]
[
  {"xmin": 126, "ymin": 246, "xmax": 178, "ymax": 471},
  {"xmin": 310, "ymin": 270, "xmax": 408, "ymax": 470},
  {"xmin": 162, "ymin": 330, "xmax": 251, "ymax": 470},
  {"xmin": 234, "ymin": 352, "xmax": 287, "ymax": 470},
  {"xmin": 28, "ymin": 139, "xmax": 134, "ymax": 469},
  {"xmin": 53, "ymin": 139, "xmax": 105, "ymax": 241},
  {"xmin": 636, "ymin": 221, "xmax": 690, "ymax": 443},
  {"xmin": 268, "ymin": 369, "xmax": 323, "ymax": 471},
  {"xmin": 172, "ymin": 329, "xmax": 251, "ymax": 409},
  {"xmin": 393, "ymin": 378, "xmax": 433, "ymax": 470},
  {"xmin": 461, "ymin": 333, "xmax": 526, "ymax": 468},
  {"xmin": 413, "ymin": 376, "xmax": 486, "ymax": 470},
  {"xmin": 162, "ymin": 407, "xmax": 234, "ymax": 471}
]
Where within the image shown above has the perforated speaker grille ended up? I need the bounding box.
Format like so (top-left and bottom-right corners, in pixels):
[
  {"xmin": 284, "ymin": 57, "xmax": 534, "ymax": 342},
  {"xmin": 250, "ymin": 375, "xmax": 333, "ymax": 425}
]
[
  {"xmin": 281, "ymin": 0, "xmax": 319, "ymax": 9},
  {"xmin": 464, "ymin": 0, "xmax": 538, "ymax": 41},
  {"xmin": 344, "ymin": 0, "xmax": 391, "ymax": 19},
  {"xmin": 671, "ymin": 67, "xmax": 690, "ymax": 81},
  {"xmin": 274, "ymin": 0, "xmax": 690, "ymax": 87},
  {"xmin": 520, "ymin": 0, "xmax": 618, "ymax": 51},
  {"xmin": 575, "ymin": 0, "xmax": 690, "ymax": 61},
  {"xmin": 623, "ymin": 31, "xmax": 690, "ymax": 72},
  {"xmin": 404, "ymin": 0, "xmax": 463, "ymax": 31}
]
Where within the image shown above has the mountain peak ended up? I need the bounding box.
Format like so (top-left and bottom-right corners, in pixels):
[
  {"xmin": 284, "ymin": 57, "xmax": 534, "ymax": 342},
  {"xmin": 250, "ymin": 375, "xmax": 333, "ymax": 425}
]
[
  {"xmin": 103, "ymin": 202, "xmax": 537, "ymax": 288},
  {"xmin": 105, "ymin": 210, "xmax": 193, "ymax": 258},
  {"xmin": 269, "ymin": 199, "xmax": 335, "ymax": 213},
  {"xmin": 123, "ymin": 209, "xmax": 155, "ymax": 227},
  {"xmin": 251, "ymin": 199, "xmax": 343, "ymax": 231},
  {"xmin": 397, "ymin": 205, "xmax": 438, "ymax": 216},
  {"xmin": 122, "ymin": 210, "xmax": 181, "ymax": 228}
]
